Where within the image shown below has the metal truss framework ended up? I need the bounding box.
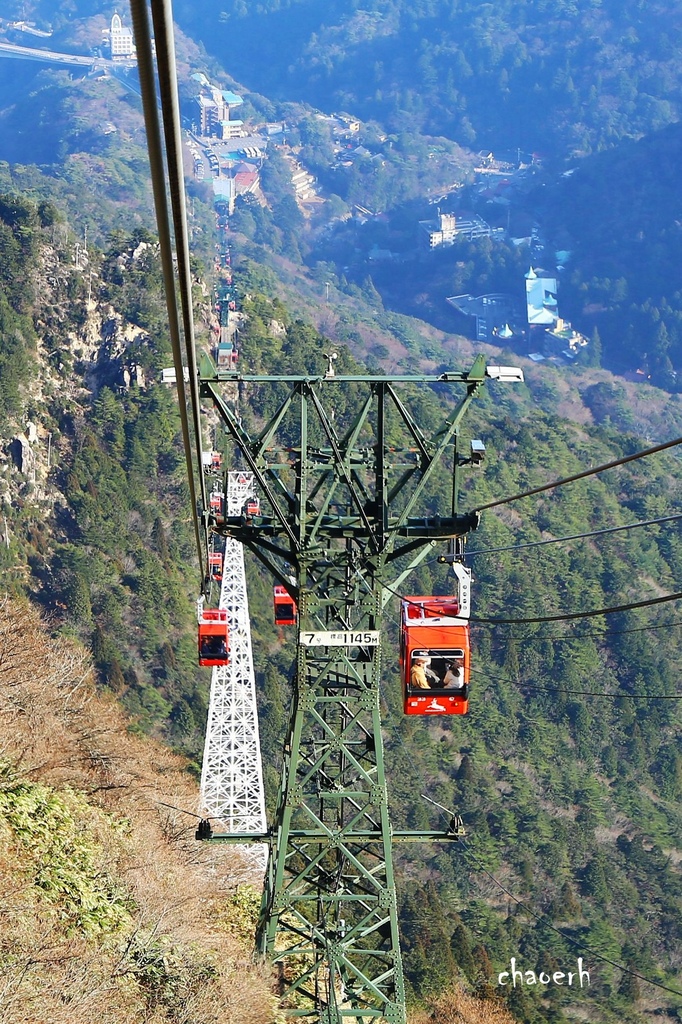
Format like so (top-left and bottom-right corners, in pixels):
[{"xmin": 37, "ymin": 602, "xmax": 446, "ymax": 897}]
[
  {"xmin": 198, "ymin": 357, "xmax": 494, "ymax": 1024},
  {"xmin": 199, "ymin": 471, "xmax": 267, "ymax": 869}
]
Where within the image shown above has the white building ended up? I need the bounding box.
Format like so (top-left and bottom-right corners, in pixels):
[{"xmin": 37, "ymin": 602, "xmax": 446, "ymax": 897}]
[
  {"xmin": 109, "ymin": 12, "xmax": 136, "ymax": 59},
  {"xmin": 419, "ymin": 210, "xmax": 493, "ymax": 250},
  {"xmin": 525, "ymin": 266, "xmax": 559, "ymax": 326}
]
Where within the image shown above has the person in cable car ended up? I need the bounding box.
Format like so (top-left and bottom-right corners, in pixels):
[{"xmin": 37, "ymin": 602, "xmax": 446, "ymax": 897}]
[
  {"xmin": 401, "ymin": 595, "xmax": 470, "ymax": 715},
  {"xmin": 410, "ymin": 656, "xmax": 438, "ymax": 689},
  {"xmin": 199, "ymin": 633, "xmax": 228, "ymax": 661},
  {"xmin": 443, "ymin": 659, "xmax": 465, "ymax": 689}
]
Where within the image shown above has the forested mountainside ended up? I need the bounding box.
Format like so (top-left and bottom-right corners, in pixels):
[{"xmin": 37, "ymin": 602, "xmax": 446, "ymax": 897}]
[
  {"xmin": 0, "ymin": 204, "xmax": 520, "ymax": 1024},
  {"xmin": 540, "ymin": 120, "xmax": 682, "ymax": 383},
  {"xmin": 0, "ymin": 5, "xmax": 682, "ymax": 1022},
  {"xmin": 176, "ymin": 0, "xmax": 682, "ymax": 156},
  {"xmin": 1, "ymin": 184, "xmax": 681, "ymax": 1024},
  {"xmin": 237, "ymin": 286, "xmax": 682, "ymax": 1024},
  {"xmin": 5, "ymin": 0, "xmax": 682, "ymax": 159},
  {"xmin": 5, "ymin": 3, "xmax": 682, "ymax": 390}
]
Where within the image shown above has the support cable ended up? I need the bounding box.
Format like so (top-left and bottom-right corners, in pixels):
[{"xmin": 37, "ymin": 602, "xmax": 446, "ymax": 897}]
[
  {"xmin": 149, "ymin": 0, "xmax": 209, "ymax": 533},
  {"xmin": 382, "ymin": 579, "xmax": 682, "ymax": 626},
  {"xmin": 463, "ymin": 512, "xmax": 682, "ymax": 558},
  {"xmin": 384, "ymin": 588, "xmax": 682, "ymax": 696},
  {"xmin": 474, "ymin": 435, "xmax": 682, "ymax": 513},
  {"xmin": 128, "ymin": 0, "xmax": 204, "ymax": 578},
  {"xmin": 468, "ymin": 667, "xmax": 682, "ymax": 701},
  {"xmin": 470, "ymin": 590, "xmax": 682, "ymax": 625},
  {"xmin": 487, "ymin": 619, "xmax": 682, "ymax": 645}
]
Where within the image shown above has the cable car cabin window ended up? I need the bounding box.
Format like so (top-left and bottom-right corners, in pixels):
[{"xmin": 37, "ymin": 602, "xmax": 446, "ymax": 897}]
[
  {"xmin": 209, "ymin": 553, "xmax": 223, "ymax": 581},
  {"xmin": 404, "ymin": 649, "xmax": 469, "ymax": 715},
  {"xmin": 408, "ymin": 650, "xmax": 465, "ymax": 692},
  {"xmin": 199, "ymin": 634, "xmax": 228, "ymax": 664},
  {"xmin": 275, "ymin": 601, "xmax": 296, "ymax": 624},
  {"xmin": 209, "ymin": 492, "xmax": 225, "ymax": 526}
]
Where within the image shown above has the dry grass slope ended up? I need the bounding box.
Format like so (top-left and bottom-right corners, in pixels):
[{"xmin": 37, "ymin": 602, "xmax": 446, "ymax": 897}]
[
  {"xmin": 411, "ymin": 986, "xmax": 518, "ymax": 1024},
  {"xmin": 0, "ymin": 597, "xmax": 276, "ymax": 1024}
]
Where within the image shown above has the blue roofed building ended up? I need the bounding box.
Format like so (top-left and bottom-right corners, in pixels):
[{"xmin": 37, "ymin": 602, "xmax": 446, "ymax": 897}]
[
  {"xmin": 194, "ymin": 79, "xmax": 244, "ymax": 138},
  {"xmin": 221, "ymin": 90, "xmax": 243, "ymax": 108}
]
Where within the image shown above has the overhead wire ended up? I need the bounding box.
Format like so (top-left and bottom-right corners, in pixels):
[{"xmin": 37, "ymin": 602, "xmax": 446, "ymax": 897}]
[
  {"xmin": 474, "ymin": 433, "xmax": 682, "ymax": 513},
  {"xmin": 149, "ymin": 0, "xmax": 209, "ymax": 527},
  {"xmin": 463, "ymin": 512, "xmax": 682, "ymax": 558},
  {"xmin": 468, "ymin": 667, "xmax": 682, "ymax": 701},
  {"xmin": 458, "ymin": 838, "xmax": 682, "ymax": 998},
  {"xmin": 128, "ymin": 0, "xmax": 205, "ymax": 580},
  {"xmin": 385, "ymin": 414, "xmax": 682, "ymax": 994},
  {"xmin": 382, "ymin": 577, "xmax": 682, "ymax": 626},
  {"xmin": 470, "ymin": 589, "xmax": 682, "ymax": 625},
  {"xmin": 487, "ymin": 618, "xmax": 682, "ymax": 645}
]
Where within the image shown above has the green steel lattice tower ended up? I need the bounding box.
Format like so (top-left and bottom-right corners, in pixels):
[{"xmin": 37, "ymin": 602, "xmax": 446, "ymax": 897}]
[{"xmin": 199, "ymin": 356, "xmax": 499, "ymax": 1024}]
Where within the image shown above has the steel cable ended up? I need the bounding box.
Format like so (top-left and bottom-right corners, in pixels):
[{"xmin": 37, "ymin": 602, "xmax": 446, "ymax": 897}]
[
  {"xmin": 129, "ymin": 0, "xmax": 205, "ymax": 580},
  {"xmin": 474, "ymin": 434, "xmax": 682, "ymax": 513}
]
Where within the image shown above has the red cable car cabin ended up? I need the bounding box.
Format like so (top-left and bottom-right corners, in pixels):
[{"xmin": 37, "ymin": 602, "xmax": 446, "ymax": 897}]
[
  {"xmin": 273, "ymin": 585, "xmax": 297, "ymax": 626},
  {"xmin": 209, "ymin": 490, "xmax": 225, "ymax": 526},
  {"xmin": 208, "ymin": 552, "xmax": 223, "ymax": 582},
  {"xmin": 198, "ymin": 607, "xmax": 229, "ymax": 666},
  {"xmin": 400, "ymin": 596, "xmax": 470, "ymax": 715},
  {"xmin": 245, "ymin": 496, "xmax": 260, "ymax": 517}
]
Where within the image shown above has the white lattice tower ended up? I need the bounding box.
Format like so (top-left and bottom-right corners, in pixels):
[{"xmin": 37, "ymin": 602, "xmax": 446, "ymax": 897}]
[{"xmin": 200, "ymin": 471, "xmax": 267, "ymax": 872}]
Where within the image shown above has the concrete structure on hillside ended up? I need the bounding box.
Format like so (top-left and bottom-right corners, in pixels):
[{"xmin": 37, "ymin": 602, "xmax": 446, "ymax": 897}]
[
  {"xmin": 213, "ymin": 177, "xmax": 236, "ymax": 213},
  {"xmin": 543, "ymin": 318, "xmax": 588, "ymax": 359},
  {"xmin": 291, "ymin": 165, "xmax": 316, "ymax": 200},
  {"xmin": 192, "ymin": 75, "xmax": 244, "ymax": 139},
  {"xmin": 524, "ymin": 268, "xmax": 588, "ymax": 359},
  {"xmin": 219, "ymin": 119, "xmax": 244, "ymax": 140},
  {"xmin": 446, "ymin": 293, "xmax": 524, "ymax": 343},
  {"xmin": 233, "ymin": 167, "xmax": 259, "ymax": 197},
  {"xmin": 419, "ymin": 209, "xmax": 495, "ymax": 250}
]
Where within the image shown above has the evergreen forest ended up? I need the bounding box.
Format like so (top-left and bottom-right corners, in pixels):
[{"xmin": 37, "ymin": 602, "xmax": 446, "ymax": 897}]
[
  {"xmin": 0, "ymin": 3, "xmax": 680, "ymax": 1024},
  {"xmin": 0, "ymin": 188, "xmax": 681, "ymax": 1022}
]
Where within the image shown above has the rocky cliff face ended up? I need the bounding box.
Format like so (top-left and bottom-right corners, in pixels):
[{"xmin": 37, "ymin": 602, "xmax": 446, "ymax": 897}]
[{"xmin": 2, "ymin": 233, "xmax": 180, "ymax": 570}]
